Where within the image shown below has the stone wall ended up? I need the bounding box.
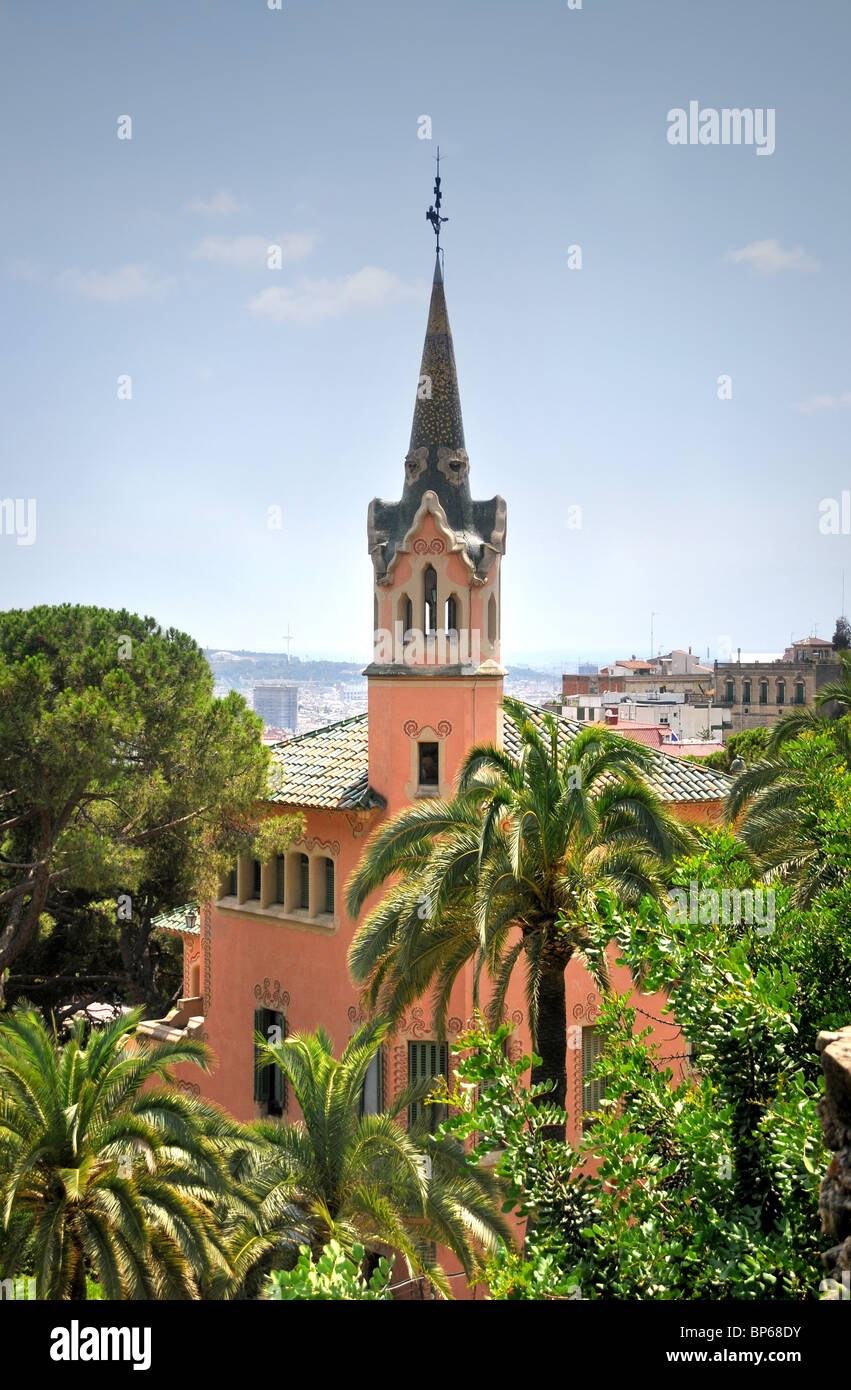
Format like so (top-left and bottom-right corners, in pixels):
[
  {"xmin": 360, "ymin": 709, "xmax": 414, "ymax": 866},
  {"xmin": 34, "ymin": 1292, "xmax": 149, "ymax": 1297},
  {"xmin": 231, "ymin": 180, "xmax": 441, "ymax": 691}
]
[{"xmin": 817, "ymin": 1026, "xmax": 851, "ymax": 1296}]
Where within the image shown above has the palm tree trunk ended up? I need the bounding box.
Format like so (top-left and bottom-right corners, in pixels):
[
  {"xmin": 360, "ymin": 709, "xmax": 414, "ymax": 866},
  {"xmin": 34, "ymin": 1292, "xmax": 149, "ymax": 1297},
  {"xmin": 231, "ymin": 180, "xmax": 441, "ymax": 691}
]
[
  {"xmin": 70, "ymin": 1256, "xmax": 87, "ymax": 1301},
  {"xmin": 530, "ymin": 966, "xmax": 567, "ymax": 1140}
]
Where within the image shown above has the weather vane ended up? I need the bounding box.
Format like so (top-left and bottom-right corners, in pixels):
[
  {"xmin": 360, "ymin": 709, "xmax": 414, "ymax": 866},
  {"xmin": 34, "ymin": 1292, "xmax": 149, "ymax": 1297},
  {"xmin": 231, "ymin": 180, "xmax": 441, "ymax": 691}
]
[{"xmin": 426, "ymin": 146, "xmax": 448, "ymax": 251}]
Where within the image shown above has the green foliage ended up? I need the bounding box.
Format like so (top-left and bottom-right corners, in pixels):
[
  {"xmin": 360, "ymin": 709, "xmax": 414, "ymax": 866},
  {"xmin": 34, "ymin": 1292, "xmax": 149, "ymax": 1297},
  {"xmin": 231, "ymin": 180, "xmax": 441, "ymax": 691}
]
[
  {"xmin": 0, "ymin": 1005, "xmax": 251, "ymax": 1298},
  {"xmin": 235, "ymin": 1020, "xmax": 509, "ymax": 1298},
  {"xmin": 348, "ymin": 697, "xmax": 694, "ymax": 1123},
  {"xmin": 0, "ymin": 603, "xmax": 302, "ymax": 1010},
  {"xmin": 264, "ymin": 1241, "xmax": 392, "ymax": 1300},
  {"xmin": 441, "ymin": 888, "xmax": 827, "ymax": 1300},
  {"xmin": 696, "ymin": 727, "xmax": 771, "ymax": 772}
]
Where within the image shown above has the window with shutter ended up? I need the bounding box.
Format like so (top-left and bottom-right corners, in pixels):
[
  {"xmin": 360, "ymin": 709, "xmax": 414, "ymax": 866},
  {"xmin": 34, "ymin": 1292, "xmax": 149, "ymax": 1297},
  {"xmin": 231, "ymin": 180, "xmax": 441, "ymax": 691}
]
[
  {"xmin": 581, "ymin": 1027, "xmax": 606, "ymax": 1132},
  {"xmin": 360, "ymin": 1048, "xmax": 385, "ymax": 1116},
  {"xmin": 299, "ymin": 854, "xmax": 310, "ymax": 910},
  {"xmin": 253, "ymin": 1008, "xmax": 287, "ymax": 1114},
  {"xmin": 323, "ymin": 857, "xmax": 335, "ymax": 915},
  {"xmin": 407, "ymin": 1041, "xmax": 449, "ymax": 1133},
  {"xmin": 275, "ymin": 854, "xmax": 285, "ymax": 904}
]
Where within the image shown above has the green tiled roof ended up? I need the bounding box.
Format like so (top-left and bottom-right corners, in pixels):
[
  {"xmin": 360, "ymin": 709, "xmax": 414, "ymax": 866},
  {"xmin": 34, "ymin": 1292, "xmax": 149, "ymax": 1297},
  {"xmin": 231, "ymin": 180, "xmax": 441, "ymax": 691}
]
[
  {"xmin": 152, "ymin": 902, "xmax": 201, "ymax": 935},
  {"xmin": 267, "ymin": 714, "xmax": 384, "ymax": 810},
  {"xmin": 503, "ymin": 706, "xmax": 732, "ymax": 804},
  {"xmin": 262, "ymin": 704, "xmax": 730, "ymax": 811}
]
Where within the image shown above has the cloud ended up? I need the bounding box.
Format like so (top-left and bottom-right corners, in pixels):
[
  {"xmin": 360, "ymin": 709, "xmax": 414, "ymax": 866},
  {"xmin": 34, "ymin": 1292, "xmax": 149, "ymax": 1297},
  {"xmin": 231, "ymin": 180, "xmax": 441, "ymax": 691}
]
[
  {"xmin": 185, "ymin": 191, "xmax": 243, "ymax": 216},
  {"xmin": 792, "ymin": 391, "xmax": 851, "ymax": 413},
  {"xmin": 248, "ymin": 266, "xmax": 424, "ymax": 324},
  {"xmin": 191, "ymin": 233, "xmax": 316, "ymax": 268},
  {"xmin": 57, "ymin": 264, "xmax": 173, "ymax": 301},
  {"xmin": 726, "ymin": 238, "xmax": 820, "ymax": 274}
]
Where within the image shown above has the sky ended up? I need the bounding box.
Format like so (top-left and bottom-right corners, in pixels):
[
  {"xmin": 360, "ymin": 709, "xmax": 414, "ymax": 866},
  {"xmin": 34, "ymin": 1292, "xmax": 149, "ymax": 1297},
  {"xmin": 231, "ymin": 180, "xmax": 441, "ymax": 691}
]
[{"xmin": 1, "ymin": 0, "xmax": 849, "ymax": 668}]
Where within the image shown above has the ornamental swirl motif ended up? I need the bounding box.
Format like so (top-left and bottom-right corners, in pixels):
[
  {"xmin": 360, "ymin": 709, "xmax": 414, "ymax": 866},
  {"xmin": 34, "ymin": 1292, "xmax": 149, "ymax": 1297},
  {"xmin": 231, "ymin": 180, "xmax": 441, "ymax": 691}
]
[
  {"xmin": 402, "ymin": 719, "xmax": 452, "ymax": 739},
  {"xmin": 254, "ymin": 979, "xmax": 291, "ymax": 1010},
  {"xmin": 572, "ymin": 992, "xmax": 600, "ymax": 1024},
  {"xmin": 303, "ymin": 836, "xmax": 341, "ymax": 856},
  {"xmin": 412, "ymin": 537, "xmax": 445, "ymax": 555}
]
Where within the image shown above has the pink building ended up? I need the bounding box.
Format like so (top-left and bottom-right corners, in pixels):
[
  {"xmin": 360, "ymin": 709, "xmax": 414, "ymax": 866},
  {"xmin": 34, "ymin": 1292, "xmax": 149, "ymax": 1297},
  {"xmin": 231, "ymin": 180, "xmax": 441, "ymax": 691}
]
[{"xmin": 141, "ymin": 248, "xmax": 731, "ymax": 1284}]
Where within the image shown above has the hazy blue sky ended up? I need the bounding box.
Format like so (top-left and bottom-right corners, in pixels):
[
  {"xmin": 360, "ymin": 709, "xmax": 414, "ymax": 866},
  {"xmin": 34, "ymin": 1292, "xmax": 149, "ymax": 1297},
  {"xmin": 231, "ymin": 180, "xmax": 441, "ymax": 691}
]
[{"xmin": 2, "ymin": 0, "xmax": 849, "ymax": 666}]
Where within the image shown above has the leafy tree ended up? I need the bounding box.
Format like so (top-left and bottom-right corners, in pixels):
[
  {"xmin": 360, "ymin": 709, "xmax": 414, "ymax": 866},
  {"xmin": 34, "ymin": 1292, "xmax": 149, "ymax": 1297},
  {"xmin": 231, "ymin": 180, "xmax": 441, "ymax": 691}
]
[
  {"xmin": 347, "ymin": 698, "xmax": 693, "ymax": 1130},
  {"xmin": 832, "ymin": 616, "xmax": 851, "ymax": 651},
  {"xmin": 249, "ymin": 1019, "xmax": 509, "ymax": 1297},
  {"xmin": 442, "ymin": 907, "xmax": 825, "ymax": 1300},
  {"xmin": 693, "ymin": 726, "xmax": 770, "ymax": 772},
  {"xmin": 0, "ymin": 1006, "xmax": 249, "ymax": 1299},
  {"xmin": 264, "ymin": 1240, "xmax": 392, "ymax": 1300},
  {"xmin": 0, "ymin": 604, "xmax": 301, "ymax": 1009}
]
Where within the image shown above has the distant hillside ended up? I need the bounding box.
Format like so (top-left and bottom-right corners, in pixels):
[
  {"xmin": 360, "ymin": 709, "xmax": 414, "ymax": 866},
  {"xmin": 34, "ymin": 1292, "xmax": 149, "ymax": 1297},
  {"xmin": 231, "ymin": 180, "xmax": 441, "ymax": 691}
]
[{"xmin": 205, "ymin": 649, "xmax": 558, "ymax": 688}]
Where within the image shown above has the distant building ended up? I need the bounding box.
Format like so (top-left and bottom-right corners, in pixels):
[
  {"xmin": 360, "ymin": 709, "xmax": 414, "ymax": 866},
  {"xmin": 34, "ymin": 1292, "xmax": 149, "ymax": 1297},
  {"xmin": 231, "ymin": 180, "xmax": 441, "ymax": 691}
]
[
  {"xmin": 715, "ymin": 635, "xmax": 841, "ymax": 734},
  {"xmin": 562, "ymin": 672, "xmax": 625, "ymax": 697},
  {"xmin": 253, "ymin": 681, "xmax": 298, "ymax": 733}
]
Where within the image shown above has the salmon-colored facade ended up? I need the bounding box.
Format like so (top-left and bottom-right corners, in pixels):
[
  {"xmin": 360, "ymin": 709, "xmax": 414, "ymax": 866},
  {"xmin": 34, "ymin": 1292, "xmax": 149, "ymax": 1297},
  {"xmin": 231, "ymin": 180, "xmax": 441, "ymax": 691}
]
[{"xmin": 142, "ymin": 249, "xmax": 728, "ymax": 1293}]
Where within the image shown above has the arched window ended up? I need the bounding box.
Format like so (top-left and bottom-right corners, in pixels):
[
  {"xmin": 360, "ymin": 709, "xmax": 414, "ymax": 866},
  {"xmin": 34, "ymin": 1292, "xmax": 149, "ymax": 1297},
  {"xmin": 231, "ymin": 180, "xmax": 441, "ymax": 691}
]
[
  {"xmin": 795, "ymin": 681, "xmax": 806, "ymax": 706},
  {"xmin": 445, "ymin": 594, "xmax": 458, "ymax": 634},
  {"xmin": 759, "ymin": 680, "xmax": 768, "ymax": 705},
  {"xmin": 487, "ymin": 593, "xmax": 497, "ymax": 645},
  {"xmin": 299, "ymin": 853, "xmax": 310, "ymax": 910},
  {"xmin": 424, "ymin": 565, "xmax": 437, "ymax": 636},
  {"xmin": 742, "ymin": 679, "xmax": 752, "ymax": 703},
  {"xmin": 776, "ymin": 681, "xmax": 785, "ymax": 706},
  {"xmin": 725, "ymin": 679, "xmax": 735, "ymax": 703},
  {"xmin": 398, "ymin": 593, "xmax": 413, "ymax": 639}
]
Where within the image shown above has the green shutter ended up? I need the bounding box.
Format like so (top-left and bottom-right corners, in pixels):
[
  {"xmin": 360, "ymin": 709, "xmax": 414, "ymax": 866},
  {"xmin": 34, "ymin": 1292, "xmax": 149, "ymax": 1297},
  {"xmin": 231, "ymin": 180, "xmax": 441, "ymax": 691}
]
[
  {"xmin": 581, "ymin": 1027, "xmax": 605, "ymax": 1131},
  {"xmin": 407, "ymin": 1041, "xmax": 449, "ymax": 1133}
]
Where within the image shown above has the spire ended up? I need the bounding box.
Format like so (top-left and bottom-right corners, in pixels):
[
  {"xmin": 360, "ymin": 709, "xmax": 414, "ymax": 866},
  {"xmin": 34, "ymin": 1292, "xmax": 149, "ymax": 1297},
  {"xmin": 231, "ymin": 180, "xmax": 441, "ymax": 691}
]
[{"xmin": 407, "ymin": 252, "xmax": 466, "ymax": 464}]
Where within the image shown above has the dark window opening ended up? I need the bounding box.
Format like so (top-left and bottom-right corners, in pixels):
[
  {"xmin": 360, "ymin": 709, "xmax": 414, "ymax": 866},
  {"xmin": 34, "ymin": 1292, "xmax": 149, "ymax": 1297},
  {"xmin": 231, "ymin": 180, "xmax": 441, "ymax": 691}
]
[
  {"xmin": 407, "ymin": 1041, "xmax": 449, "ymax": 1133},
  {"xmin": 299, "ymin": 853, "xmax": 310, "ymax": 910},
  {"xmin": 251, "ymin": 859, "xmax": 262, "ymax": 900},
  {"xmin": 759, "ymin": 681, "xmax": 768, "ymax": 705},
  {"xmin": 424, "ymin": 565, "xmax": 437, "ymax": 637},
  {"xmin": 254, "ymin": 1008, "xmax": 287, "ymax": 1116},
  {"xmin": 275, "ymin": 854, "xmax": 285, "ymax": 904},
  {"xmin": 418, "ymin": 741, "xmax": 439, "ymax": 790},
  {"xmin": 777, "ymin": 682, "xmax": 785, "ymax": 706},
  {"xmin": 795, "ymin": 682, "xmax": 806, "ymax": 706},
  {"xmin": 445, "ymin": 594, "xmax": 458, "ymax": 635},
  {"xmin": 227, "ymin": 866, "xmax": 237, "ymax": 897},
  {"xmin": 323, "ymin": 857, "xmax": 335, "ymax": 915},
  {"xmin": 742, "ymin": 680, "xmax": 752, "ymax": 703},
  {"xmin": 725, "ymin": 680, "xmax": 735, "ymax": 703}
]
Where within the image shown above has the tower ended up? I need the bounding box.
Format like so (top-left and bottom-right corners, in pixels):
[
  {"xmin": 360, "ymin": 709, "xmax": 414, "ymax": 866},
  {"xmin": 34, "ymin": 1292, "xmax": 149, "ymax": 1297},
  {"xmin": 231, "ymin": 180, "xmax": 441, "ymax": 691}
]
[{"xmin": 365, "ymin": 170, "xmax": 507, "ymax": 807}]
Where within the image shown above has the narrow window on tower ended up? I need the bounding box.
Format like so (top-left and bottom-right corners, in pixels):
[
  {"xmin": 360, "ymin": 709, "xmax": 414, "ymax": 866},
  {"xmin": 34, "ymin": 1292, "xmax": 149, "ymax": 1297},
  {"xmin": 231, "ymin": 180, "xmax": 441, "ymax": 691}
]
[
  {"xmin": 418, "ymin": 741, "xmax": 439, "ymax": 792},
  {"xmin": 424, "ymin": 565, "xmax": 437, "ymax": 636},
  {"xmin": 488, "ymin": 593, "xmax": 497, "ymax": 645},
  {"xmin": 445, "ymin": 594, "xmax": 458, "ymax": 636}
]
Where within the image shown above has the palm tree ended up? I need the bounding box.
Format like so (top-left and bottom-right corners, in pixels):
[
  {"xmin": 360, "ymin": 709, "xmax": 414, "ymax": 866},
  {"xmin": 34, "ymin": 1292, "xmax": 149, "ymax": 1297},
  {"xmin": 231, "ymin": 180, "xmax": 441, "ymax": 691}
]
[
  {"xmin": 763, "ymin": 649, "xmax": 851, "ymax": 760},
  {"xmin": 0, "ymin": 1006, "xmax": 249, "ymax": 1299},
  {"xmin": 248, "ymin": 1018, "xmax": 509, "ymax": 1298},
  {"xmin": 724, "ymin": 726, "xmax": 851, "ymax": 905},
  {"xmin": 346, "ymin": 698, "xmax": 694, "ymax": 1132}
]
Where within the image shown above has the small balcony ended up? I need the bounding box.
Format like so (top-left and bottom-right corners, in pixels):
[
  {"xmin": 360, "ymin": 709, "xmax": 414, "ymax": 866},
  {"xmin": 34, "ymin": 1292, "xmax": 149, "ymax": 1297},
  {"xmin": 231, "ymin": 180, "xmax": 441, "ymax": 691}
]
[{"xmin": 136, "ymin": 996, "xmax": 205, "ymax": 1042}]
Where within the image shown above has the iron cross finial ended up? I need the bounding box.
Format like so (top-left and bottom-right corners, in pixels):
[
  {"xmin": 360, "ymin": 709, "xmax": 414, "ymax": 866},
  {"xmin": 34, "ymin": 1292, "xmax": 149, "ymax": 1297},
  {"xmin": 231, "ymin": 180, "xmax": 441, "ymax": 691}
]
[{"xmin": 426, "ymin": 146, "xmax": 448, "ymax": 250}]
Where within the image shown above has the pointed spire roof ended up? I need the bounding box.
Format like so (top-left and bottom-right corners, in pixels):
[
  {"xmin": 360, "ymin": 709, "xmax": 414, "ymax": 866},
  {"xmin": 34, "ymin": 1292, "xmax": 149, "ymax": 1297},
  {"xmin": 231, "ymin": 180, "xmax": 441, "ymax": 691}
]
[
  {"xmin": 408, "ymin": 253, "xmax": 466, "ymax": 459},
  {"xmin": 367, "ymin": 248, "xmax": 506, "ymax": 587}
]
